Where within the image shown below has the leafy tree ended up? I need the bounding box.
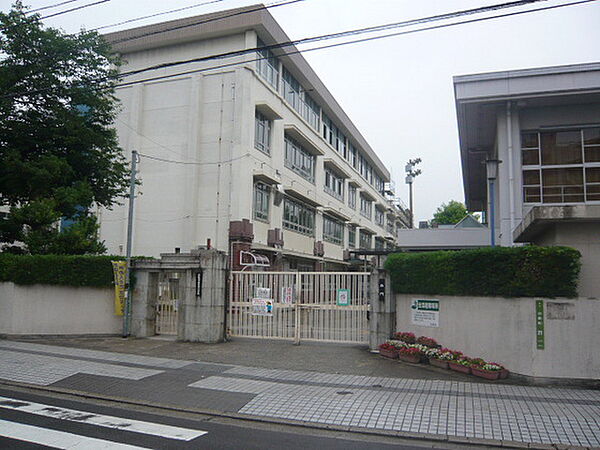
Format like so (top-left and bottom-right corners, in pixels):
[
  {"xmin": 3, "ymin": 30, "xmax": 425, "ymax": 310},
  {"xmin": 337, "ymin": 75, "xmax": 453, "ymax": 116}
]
[
  {"xmin": 431, "ymin": 200, "xmax": 470, "ymax": 225},
  {"xmin": 0, "ymin": 2, "xmax": 129, "ymax": 254}
]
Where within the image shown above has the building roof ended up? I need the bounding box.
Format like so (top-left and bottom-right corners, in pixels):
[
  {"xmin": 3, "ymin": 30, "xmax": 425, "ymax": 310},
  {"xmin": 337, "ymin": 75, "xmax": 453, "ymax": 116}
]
[
  {"xmin": 103, "ymin": 4, "xmax": 391, "ymax": 180},
  {"xmin": 453, "ymin": 62, "xmax": 600, "ymax": 211}
]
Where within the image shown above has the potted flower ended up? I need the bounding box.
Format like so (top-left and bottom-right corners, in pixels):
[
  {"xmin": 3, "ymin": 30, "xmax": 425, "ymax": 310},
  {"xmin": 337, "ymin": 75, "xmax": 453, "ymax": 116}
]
[
  {"xmin": 378, "ymin": 341, "xmax": 398, "ymax": 359},
  {"xmin": 392, "ymin": 332, "xmax": 416, "ymax": 344},
  {"xmin": 448, "ymin": 356, "xmax": 473, "ymax": 374},
  {"xmin": 416, "ymin": 336, "xmax": 440, "ymax": 348},
  {"xmin": 397, "ymin": 346, "xmax": 422, "ymax": 364},
  {"xmin": 427, "ymin": 347, "xmax": 453, "ymax": 369},
  {"xmin": 471, "ymin": 362, "xmax": 504, "ymax": 380}
]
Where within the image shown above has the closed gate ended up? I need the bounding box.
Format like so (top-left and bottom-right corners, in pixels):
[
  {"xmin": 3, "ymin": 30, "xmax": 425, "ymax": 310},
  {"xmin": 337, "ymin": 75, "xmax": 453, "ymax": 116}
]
[
  {"xmin": 228, "ymin": 272, "xmax": 370, "ymax": 344},
  {"xmin": 155, "ymin": 272, "xmax": 180, "ymax": 335}
]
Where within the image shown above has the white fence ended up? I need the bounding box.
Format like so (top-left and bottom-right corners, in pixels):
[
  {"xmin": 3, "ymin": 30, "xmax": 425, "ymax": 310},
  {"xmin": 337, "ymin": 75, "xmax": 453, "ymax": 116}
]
[{"xmin": 228, "ymin": 272, "xmax": 370, "ymax": 344}]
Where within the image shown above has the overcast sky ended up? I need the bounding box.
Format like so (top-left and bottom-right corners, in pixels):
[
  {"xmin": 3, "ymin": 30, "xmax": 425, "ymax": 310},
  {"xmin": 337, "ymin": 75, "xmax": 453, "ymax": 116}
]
[{"xmin": 4, "ymin": 0, "xmax": 600, "ymax": 222}]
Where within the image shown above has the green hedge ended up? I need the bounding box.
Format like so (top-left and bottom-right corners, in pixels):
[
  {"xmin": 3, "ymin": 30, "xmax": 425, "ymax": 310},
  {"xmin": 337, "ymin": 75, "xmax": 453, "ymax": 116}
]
[
  {"xmin": 385, "ymin": 246, "xmax": 581, "ymax": 298},
  {"xmin": 0, "ymin": 254, "xmax": 127, "ymax": 288}
]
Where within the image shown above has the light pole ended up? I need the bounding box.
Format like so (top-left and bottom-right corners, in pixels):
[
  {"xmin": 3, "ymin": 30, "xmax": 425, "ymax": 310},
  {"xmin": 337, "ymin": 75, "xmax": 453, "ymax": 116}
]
[
  {"xmin": 485, "ymin": 158, "xmax": 500, "ymax": 247},
  {"xmin": 405, "ymin": 158, "xmax": 422, "ymax": 229}
]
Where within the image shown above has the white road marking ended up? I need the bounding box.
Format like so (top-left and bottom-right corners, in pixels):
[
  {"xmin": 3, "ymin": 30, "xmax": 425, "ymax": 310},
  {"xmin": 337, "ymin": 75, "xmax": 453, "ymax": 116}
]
[
  {"xmin": 0, "ymin": 419, "xmax": 149, "ymax": 449},
  {"xmin": 0, "ymin": 397, "xmax": 207, "ymax": 441}
]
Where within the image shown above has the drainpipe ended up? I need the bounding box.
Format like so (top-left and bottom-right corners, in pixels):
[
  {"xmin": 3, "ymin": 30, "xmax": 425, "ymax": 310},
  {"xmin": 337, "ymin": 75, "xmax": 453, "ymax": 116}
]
[{"xmin": 506, "ymin": 101, "xmax": 516, "ymax": 245}]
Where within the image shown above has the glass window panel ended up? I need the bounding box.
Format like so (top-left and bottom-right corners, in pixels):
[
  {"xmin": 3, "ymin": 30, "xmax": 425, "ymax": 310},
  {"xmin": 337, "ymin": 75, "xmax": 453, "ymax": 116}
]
[
  {"xmin": 540, "ymin": 131, "xmax": 582, "ymax": 165},
  {"xmin": 583, "ymin": 127, "xmax": 600, "ymax": 145},
  {"xmin": 584, "ymin": 146, "xmax": 600, "ymax": 163},
  {"xmin": 523, "ymin": 170, "xmax": 540, "ymax": 185},
  {"xmin": 521, "ymin": 132, "xmax": 539, "ymax": 148},
  {"xmin": 521, "ymin": 149, "xmax": 539, "ymax": 165},
  {"xmin": 523, "ymin": 186, "xmax": 541, "ymax": 203},
  {"xmin": 541, "ymin": 168, "xmax": 583, "ymax": 203},
  {"xmin": 586, "ymin": 168, "xmax": 600, "ymax": 201}
]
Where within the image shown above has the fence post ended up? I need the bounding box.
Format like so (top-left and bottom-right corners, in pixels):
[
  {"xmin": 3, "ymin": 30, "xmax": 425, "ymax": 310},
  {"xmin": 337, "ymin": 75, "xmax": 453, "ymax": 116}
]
[
  {"xmin": 293, "ymin": 271, "xmax": 301, "ymax": 345},
  {"xmin": 369, "ymin": 256, "xmax": 395, "ymax": 351}
]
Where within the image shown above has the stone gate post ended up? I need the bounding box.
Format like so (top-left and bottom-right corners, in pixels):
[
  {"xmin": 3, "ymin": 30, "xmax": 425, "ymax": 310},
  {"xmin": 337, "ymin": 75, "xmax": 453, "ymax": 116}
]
[{"xmin": 369, "ymin": 255, "xmax": 395, "ymax": 351}]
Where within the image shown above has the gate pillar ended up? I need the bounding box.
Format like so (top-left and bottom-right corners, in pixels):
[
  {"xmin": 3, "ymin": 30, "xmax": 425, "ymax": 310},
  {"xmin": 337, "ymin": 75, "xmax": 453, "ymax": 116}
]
[{"xmin": 369, "ymin": 256, "xmax": 395, "ymax": 351}]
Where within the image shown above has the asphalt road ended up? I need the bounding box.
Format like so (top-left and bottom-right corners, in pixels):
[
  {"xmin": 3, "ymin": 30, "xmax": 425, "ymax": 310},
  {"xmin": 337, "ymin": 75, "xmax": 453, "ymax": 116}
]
[{"xmin": 0, "ymin": 386, "xmax": 472, "ymax": 450}]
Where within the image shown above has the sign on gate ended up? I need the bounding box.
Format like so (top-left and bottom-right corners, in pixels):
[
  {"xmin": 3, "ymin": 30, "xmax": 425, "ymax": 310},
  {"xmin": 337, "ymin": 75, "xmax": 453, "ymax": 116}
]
[
  {"xmin": 337, "ymin": 288, "xmax": 350, "ymax": 306},
  {"xmin": 281, "ymin": 287, "xmax": 294, "ymax": 304},
  {"xmin": 252, "ymin": 298, "xmax": 273, "ymax": 316},
  {"xmin": 255, "ymin": 287, "xmax": 271, "ymax": 299},
  {"xmin": 411, "ymin": 299, "xmax": 439, "ymax": 327}
]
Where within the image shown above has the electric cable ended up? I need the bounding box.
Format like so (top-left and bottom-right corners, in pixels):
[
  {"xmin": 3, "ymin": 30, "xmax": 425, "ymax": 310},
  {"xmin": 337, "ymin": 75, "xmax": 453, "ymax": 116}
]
[
  {"xmin": 40, "ymin": 0, "xmax": 111, "ymax": 19},
  {"xmin": 26, "ymin": 0, "xmax": 84, "ymax": 14}
]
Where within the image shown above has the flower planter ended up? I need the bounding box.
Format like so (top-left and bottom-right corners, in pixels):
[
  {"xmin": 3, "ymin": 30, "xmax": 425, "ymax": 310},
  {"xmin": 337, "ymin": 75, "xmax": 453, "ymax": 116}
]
[
  {"xmin": 379, "ymin": 348, "xmax": 398, "ymax": 359},
  {"xmin": 398, "ymin": 353, "xmax": 421, "ymax": 364},
  {"xmin": 498, "ymin": 369, "xmax": 509, "ymax": 379},
  {"xmin": 429, "ymin": 358, "xmax": 449, "ymax": 370},
  {"xmin": 471, "ymin": 367, "xmax": 500, "ymax": 380},
  {"xmin": 448, "ymin": 361, "xmax": 471, "ymax": 374}
]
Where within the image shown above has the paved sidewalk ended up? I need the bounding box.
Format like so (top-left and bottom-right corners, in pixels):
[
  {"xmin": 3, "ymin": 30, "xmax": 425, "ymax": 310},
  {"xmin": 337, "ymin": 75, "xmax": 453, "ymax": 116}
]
[{"xmin": 0, "ymin": 338, "xmax": 599, "ymax": 449}]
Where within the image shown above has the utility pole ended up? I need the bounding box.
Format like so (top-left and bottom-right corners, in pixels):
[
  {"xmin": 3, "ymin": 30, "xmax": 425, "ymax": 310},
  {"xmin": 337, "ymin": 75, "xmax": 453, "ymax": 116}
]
[
  {"xmin": 123, "ymin": 150, "xmax": 138, "ymax": 338},
  {"xmin": 404, "ymin": 158, "xmax": 422, "ymax": 229}
]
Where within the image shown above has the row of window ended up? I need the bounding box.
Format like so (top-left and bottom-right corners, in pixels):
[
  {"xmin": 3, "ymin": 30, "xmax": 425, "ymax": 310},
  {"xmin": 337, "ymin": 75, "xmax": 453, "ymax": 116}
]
[
  {"xmin": 521, "ymin": 128, "xmax": 600, "ymax": 204},
  {"xmin": 253, "ymin": 183, "xmax": 394, "ymax": 248},
  {"xmin": 255, "ymin": 42, "xmax": 386, "ymax": 194}
]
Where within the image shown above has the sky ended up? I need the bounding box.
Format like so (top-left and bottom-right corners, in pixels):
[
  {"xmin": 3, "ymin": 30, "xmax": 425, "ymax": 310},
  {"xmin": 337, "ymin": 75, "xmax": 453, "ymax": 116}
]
[{"xmin": 3, "ymin": 0, "xmax": 600, "ymax": 223}]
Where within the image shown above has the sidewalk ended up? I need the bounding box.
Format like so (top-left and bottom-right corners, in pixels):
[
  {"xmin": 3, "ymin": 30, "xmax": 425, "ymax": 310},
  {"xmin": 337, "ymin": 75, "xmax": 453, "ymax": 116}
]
[{"xmin": 0, "ymin": 337, "xmax": 598, "ymax": 449}]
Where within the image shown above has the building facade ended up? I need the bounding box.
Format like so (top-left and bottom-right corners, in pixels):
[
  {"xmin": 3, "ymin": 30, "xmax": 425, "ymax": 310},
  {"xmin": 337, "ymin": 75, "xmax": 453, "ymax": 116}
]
[
  {"xmin": 100, "ymin": 5, "xmax": 409, "ymax": 270},
  {"xmin": 454, "ymin": 62, "xmax": 600, "ymax": 297}
]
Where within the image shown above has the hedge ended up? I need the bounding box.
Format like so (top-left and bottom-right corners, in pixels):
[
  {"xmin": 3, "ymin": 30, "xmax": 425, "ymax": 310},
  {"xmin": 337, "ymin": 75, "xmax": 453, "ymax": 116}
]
[
  {"xmin": 0, "ymin": 254, "xmax": 130, "ymax": 288},
  {"xmin": 385, "ymin": 246, "xmax": 581, "ymax": 298}
]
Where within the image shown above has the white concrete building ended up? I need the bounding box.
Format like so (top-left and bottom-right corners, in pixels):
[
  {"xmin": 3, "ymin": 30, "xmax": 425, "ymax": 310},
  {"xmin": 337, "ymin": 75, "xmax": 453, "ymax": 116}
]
[
  {"xmin": 454, "ymin": 62, "xmax": 600, "ymax": 298},
  {"xmin": 100, "ymin": 5, "xmax": 409, "ymax": 270}
]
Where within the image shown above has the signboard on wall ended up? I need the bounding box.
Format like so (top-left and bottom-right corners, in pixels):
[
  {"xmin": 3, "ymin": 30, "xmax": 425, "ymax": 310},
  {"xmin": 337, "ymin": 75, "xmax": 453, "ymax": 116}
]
[
  {"xmin": 251, "ymin": 298, "xmax": 273, "ymax": 316},
  {"xmin": 411, "ymin": 299, "xmax": 439, "ymax": 327},
  {"xmin": 281, "ymin": 287, "xmax": 294, "ymax": 304},
  {"xmin": 337, "ymin": 289, "xmax": 350, "ymax": 306},
  {"xmin": 536, "ymin": 299, "xmax": 545, "ymax": 350}
]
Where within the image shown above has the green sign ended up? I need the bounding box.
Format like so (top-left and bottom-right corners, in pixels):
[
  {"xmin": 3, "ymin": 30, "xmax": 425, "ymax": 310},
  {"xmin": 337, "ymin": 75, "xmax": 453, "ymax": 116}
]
[
  {"xmin": 412, "ymin": 299, "xmax": 439, "ymax": 312},
  {"xmin": 535, "ymin": 300, "xmax": 545, "ymax": 350},
  {"xmin": 337, "ymin": 289, "xmax": 350, "ymax": 306}
]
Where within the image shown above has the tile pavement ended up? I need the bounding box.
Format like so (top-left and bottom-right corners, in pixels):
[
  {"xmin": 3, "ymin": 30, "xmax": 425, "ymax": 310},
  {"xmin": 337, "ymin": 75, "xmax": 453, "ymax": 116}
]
[{"xmin": 0, "ymin": 339, "xmax": 599, "ymax": 448}]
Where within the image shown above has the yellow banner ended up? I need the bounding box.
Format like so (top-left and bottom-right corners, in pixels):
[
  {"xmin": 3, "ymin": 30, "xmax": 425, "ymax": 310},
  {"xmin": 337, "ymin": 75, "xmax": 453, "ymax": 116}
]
[{"xmin": 111, "ymin": 261, "xmax": 127, "ymax": 316}]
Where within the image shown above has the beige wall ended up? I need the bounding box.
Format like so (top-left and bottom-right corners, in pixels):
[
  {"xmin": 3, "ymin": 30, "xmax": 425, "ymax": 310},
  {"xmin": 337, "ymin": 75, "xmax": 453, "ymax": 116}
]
[
  {"xmin": 396, "ymin": 294, "xmax": 600, "ymax": 380},
  {"xmin": 535, "ymin": 223, "xmax": 600, "ymax": 299},
  {"xmin": 0, "ymin": 283, "xmax": 121, "ymax": 336}
]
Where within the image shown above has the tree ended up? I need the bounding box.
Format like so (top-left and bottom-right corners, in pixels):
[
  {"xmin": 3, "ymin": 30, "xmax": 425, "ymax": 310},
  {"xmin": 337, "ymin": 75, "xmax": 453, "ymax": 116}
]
[
  {"xmin": 431, "ymin": 200, "xmax": 469, "ymax": 226},
  {"xmin": 0, "ymin": 2, "xmax": 129, "ymax": 254}
]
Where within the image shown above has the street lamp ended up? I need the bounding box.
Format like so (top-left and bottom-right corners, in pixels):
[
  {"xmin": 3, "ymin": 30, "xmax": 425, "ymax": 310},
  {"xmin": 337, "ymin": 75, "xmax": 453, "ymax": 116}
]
[
  {"xmin": 485, "ymin": 158, "xmax": 501, "ymax": 247},
  {"xmin": 405, "ymin": 158, "xmax": 422, "ymax": 229}
]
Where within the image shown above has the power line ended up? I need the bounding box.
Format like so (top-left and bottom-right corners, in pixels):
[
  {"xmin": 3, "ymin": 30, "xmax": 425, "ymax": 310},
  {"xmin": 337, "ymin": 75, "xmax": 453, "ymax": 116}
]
[
  {"xmin": 39, "ymin": 0, "xmax": 111, "ymax": 19},
  {"xmin": 91, "ymin": 0, "xmax": 228, "ymax": 32},
  {"xmin": 138, "ymin": 152, "xmax": 250, "ymax": 165},
  {"xmin": 108, "ymin": 0, "xmax": 306, "ymax": 45},
  {"xmin": 26, "ymin": 0, "xmax": 83, "ymax": 14}
]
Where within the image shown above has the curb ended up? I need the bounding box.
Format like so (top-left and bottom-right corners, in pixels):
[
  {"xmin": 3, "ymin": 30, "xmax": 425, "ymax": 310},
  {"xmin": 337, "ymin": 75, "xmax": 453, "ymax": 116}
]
[{"xmin": 0, "ymin": 380, "xmax": 592, "ymax": 450}]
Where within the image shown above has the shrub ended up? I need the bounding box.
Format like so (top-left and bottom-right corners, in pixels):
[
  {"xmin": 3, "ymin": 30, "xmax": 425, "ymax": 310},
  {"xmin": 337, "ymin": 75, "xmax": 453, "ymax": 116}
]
[
  {"xmin": 385, "ymin": 246, "xmax": 581, "ymax": 298},
  {"xmin": 0, "ymin": 254, "xmax": 143, "ymax": 288},
  {"xmin": 416, "ymin": 336, "xmax": 439, "ymax": 348},
  {"xmin": 397, "ymin": 347, "xmax": 422, "ymax": 357},
  {"xmin": 392, "ymin": 331, "xmax": 416, "ymax": 343}
]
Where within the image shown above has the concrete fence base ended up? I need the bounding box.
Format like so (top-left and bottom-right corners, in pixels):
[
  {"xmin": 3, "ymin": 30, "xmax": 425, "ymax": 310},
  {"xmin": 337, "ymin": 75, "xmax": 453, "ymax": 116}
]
[
  {"xmin": 396, "ymin": 294, "xmax": 600, "ymax": 380},
  {"xmin": 0, "ymin": 282, "xmax": 121, "ymax": 336}
]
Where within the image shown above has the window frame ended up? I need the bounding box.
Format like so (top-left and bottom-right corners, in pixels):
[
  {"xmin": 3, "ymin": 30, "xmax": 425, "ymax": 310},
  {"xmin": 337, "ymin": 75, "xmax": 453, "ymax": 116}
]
[
  {"xmin": 253, "ymin": 182, "xmax": 270, "ymax": 222},
  {"xmin": 284, "ymin": 135, "xmax": 316, "ymax": 183},
  {"xmin": 282, "ymin": 196, "xmax": 315, "ymax": 236},
  {"xmin": 323, "ymin": 215, "xmax": 344, "ymax": 246},
  {"xmin": 254, "ymin": 111, "xmax": 271, "ymax": 155}
]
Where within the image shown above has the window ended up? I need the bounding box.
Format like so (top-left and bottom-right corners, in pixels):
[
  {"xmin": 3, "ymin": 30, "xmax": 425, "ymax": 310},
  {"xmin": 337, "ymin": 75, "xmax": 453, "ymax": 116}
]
[
  {"xmin": 284, "ymin": 135, "xmax": 315, "ymax": 182},
  {"xmin": 253, "ymin": 182, "xmax": 270, "ymax": 221},
  {"xmin": 360, "ymin": 195, "xmax": 372, "ymax": 220},
  {"xmin": 348, "ymin": 185, "xmax": 357, "ymax": 209},
  {"xmin": 521, "ymin": 128, "xmax": 600, "ymax": 204},
  {"xmin": 283, "ymin": 197, "xmax": 315, "ymax": 235},
  {"xmin": 281, "ymin": 67, "xmax": 320, "ymax": 130},
  {"xmin": 324, "ymin": 168, "xmax": 344, "ymax": 201},
  {"xmin": 256, "ymin": 39, "xmax": 278, "ymax": 88},
  {"xmin": 359, "ymin": 230, "xmax": 371, "ymax": 249},
  {"xmin": 254, "ymin": 111, "xmax": 271, "ymax": 155},
  {"xmin": 349, "ymin": 144, "xmax": 358, "ymax": 168},
  {"xmin": 387, "ymin": 216, "xmax": 395, "ymax": 234},
  {"xmin": 348, "ymin": 225, "xmax": 356, "ymax": 248},
  {"xmin": 374, "ymin": 237, "xmax": 385, "ymax": 250},
  {"xmin": 375, "ymin": 208, "xmax": 384, "ymax": 227},
  {"xmin": 323, "ymin": 215, "xmax": 344, "ymax": 245},
  {"xmin": 374, "ymin": 174, "xmax": 385, "ymax": 194}
]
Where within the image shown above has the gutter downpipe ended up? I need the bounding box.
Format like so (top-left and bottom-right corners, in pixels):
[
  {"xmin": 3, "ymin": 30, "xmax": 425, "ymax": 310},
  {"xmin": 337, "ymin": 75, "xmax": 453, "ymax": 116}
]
[{"xmin": 507, "ymin": 101, "xmax": 516, "ymax": 245}]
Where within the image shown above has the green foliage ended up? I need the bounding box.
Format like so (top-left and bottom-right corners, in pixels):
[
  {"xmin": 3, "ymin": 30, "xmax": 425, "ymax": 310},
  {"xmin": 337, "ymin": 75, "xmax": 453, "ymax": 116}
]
[
  {"xmin": 385, "ymin": 246, "xmax": 581, "ymax": 298},
  {"xmin": 431, "ymin": 200, "xmax": 469, "ymax": 225},
  {"xmin": 0, "ymin": 2, "xmax": 129, "ymax": 254}
]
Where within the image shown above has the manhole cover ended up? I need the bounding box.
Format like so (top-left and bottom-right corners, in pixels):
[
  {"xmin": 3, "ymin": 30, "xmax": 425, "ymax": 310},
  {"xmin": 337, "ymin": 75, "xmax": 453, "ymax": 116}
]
[{"xmin": 336, "ymin": 391, "xmax": 353, "ymax": 395}]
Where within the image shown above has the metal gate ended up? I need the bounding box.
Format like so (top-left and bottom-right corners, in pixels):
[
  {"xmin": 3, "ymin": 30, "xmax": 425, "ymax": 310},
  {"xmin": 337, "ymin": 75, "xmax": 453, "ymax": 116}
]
[
  {"xmin": 228, "ymin": 272, "xmax": 370, "ymax": 344},
  {"xmin": 155, "ymin": 272, "xmax": 180, "ymax": 335}
]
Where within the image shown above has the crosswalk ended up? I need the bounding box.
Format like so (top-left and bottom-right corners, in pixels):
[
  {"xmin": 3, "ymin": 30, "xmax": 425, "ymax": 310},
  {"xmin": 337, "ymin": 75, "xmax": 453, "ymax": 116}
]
[{"xmin": 0, "ymin": 396, "xmax": 208, "ymax": 449}]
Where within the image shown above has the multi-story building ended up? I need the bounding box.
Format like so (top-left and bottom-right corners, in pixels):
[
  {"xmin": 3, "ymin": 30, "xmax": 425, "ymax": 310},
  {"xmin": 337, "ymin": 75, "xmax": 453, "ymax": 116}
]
[
  {"xmin": 454, "ymin": 62, "xmax": 600, "ymax": 298},
  {"xmin": 100, "ymin": 5, "xmax": 409, "ymax": 270}
]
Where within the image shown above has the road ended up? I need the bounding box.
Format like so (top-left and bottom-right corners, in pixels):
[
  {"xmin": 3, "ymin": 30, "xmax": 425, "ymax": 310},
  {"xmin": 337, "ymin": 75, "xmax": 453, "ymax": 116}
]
[{"xmin": 0, "ymin": 386, "xmax": 476, "ymax": 450}]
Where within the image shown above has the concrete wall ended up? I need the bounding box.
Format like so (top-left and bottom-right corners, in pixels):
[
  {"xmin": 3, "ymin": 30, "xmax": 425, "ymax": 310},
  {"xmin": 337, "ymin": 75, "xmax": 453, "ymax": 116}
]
[
  {"xmin": 396, "ymin": 294, "xmax": 600, "ymax": 380},
  {"xmin": 0, "ymin": 282, "xmax": 121, "ymax": 336}
]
